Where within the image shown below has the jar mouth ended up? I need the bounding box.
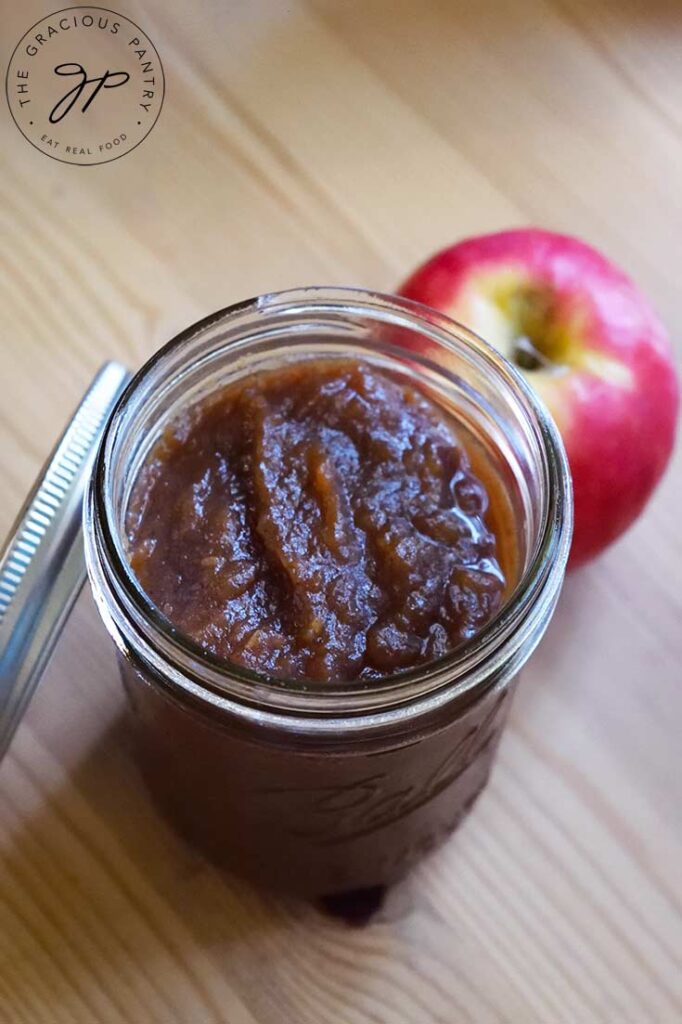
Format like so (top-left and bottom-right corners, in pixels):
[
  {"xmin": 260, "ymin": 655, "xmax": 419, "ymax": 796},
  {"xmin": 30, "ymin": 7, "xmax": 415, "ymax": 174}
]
[{"xmin": 87, "ymin": 286, "xmax": 572, "ymax": 718}]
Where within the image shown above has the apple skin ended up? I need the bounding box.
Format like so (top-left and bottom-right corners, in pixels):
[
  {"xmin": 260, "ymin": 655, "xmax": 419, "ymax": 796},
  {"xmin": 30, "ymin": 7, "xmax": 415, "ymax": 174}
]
[{"xmin": 398, "ymin": 229, "xmax": 679, "ymax": 566}]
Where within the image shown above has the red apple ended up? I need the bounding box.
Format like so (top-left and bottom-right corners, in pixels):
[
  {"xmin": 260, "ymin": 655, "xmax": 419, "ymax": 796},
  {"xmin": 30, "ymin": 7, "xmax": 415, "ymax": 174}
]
[{"xmin": 399, "ymin": 228, "xmax": 679, "ymax": 566}]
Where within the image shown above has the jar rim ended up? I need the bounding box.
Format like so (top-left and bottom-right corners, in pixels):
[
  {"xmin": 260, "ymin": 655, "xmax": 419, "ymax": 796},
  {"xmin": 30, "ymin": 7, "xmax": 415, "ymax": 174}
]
[{"xmin": 86, "ymin": 286, "xmax": 572, "ymax": 724}]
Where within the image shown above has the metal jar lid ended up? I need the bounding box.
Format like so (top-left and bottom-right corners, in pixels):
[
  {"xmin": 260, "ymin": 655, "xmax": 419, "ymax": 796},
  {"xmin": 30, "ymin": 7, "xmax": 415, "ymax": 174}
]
[{"xmin": 0, "ymin": 362, "xmax": 131, "ymax": 760}]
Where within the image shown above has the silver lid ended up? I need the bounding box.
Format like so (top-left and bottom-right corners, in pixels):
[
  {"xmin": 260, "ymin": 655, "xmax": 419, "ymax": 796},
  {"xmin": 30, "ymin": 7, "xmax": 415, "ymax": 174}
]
[{"xmin": 0, "ymin": 362, "xmax": 131, "ymax": 760}]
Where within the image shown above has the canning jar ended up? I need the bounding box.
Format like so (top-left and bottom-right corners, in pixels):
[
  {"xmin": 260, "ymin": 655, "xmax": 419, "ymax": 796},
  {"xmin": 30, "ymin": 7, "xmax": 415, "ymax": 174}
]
[{"xmin": 84, "ymin": 287, "xmax": 572, "ymax": 897}]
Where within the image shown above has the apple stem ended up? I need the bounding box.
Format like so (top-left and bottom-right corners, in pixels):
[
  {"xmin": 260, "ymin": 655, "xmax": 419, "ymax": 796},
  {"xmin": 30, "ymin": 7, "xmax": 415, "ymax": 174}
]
[{"xmin": 513, "ymin": 335, "xmax": 550, "ymax": 372}]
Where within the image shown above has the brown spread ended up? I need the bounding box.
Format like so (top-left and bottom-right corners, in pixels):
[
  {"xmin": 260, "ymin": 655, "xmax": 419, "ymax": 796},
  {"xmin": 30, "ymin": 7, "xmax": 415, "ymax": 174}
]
[{"xmin": 127, "ymin": 359, "xmax": 508, "ymax": 683}]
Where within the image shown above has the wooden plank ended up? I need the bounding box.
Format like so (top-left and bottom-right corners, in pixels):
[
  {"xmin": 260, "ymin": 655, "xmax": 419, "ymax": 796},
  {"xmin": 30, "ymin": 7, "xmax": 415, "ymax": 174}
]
[{"xmin": 1, "ymin": 1, "xmax": 680, "ymax": 1020}]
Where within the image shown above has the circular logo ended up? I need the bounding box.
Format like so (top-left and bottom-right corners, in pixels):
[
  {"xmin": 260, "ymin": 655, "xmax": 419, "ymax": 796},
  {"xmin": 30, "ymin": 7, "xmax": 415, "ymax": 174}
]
[{"xmin": 5, "ymin": 6, "xmax": 164, "ymax": 165}]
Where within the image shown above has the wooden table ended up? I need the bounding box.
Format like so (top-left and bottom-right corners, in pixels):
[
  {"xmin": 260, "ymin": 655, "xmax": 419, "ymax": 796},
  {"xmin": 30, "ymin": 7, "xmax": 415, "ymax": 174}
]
[{"xmin": 1, "ymin": 1, "xmax": 681, "ymax": 1020}]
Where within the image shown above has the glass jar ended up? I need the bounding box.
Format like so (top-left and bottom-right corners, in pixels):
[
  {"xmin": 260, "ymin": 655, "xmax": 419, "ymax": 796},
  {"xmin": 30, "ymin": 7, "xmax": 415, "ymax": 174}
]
[{"xmin": 84, "ymin": 287, "xmax": 572, "ymax": 897}]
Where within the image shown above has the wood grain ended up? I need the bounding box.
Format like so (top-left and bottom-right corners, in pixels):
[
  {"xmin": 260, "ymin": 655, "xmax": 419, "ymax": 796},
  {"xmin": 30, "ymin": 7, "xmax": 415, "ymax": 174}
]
[{"xmin": 1, "ymin": 1, "xmax": 681, "ymax": 1021}]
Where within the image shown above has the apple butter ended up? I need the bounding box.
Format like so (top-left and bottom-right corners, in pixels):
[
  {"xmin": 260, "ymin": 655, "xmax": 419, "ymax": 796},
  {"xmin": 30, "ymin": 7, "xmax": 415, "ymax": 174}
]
[
  {"xmin": 127, "ymin": 359, "xmax": 507, "ymax": 683},
  {"xmin": 86, "ymin": 290, "xmax": 572, "ymax": 900}
]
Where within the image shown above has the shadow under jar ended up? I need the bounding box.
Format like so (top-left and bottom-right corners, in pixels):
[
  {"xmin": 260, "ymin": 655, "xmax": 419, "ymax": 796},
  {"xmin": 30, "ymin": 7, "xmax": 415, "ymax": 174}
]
[{"xmin": 84, "ymin": 288, "xmax": 572, "ymax": 898}]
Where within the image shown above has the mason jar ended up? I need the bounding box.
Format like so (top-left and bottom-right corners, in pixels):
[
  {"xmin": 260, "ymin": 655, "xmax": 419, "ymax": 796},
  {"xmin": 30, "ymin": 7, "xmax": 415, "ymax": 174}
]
[{"xmin": 83, "ymin": 287, "xmax": 572, "ymax": 897}]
